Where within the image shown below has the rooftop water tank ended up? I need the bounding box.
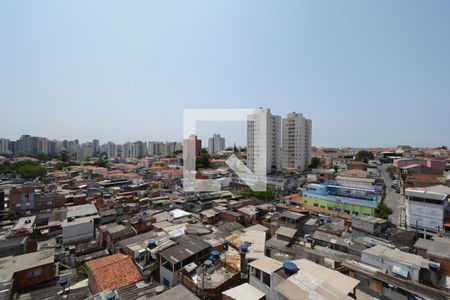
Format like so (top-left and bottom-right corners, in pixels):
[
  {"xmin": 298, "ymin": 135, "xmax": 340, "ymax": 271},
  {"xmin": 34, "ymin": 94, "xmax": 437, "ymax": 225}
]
[
  {"xmin": 148, "ymin": 239, "xmax": 156, "ymax": 248},
  {"xmin": 105, "ymin": 291, "xmax": 117, "ymax": 300},
  {"xmin": 204, "ymin": 260, "xmax": 213, "ymax": 268},
  {"xmin": 283, "ymin": 261, "xmax": 298, "ymax": 276},
  {"xmin": 211, "ymin": 250, "xmax": 220, "ymax": 261},
  {"xmin": 240, "ymin": 243, "xmax": 249, "ymax": 253},
  {"xmin": 59, "ymin": 278, "xmax": 69, "ymax": 287}
]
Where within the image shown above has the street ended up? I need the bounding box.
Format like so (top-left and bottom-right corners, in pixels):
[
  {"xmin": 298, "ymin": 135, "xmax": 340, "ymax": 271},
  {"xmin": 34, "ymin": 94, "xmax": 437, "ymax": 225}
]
[{"xmin": 379, "ymin": 164, "xmax": 405, "ymax": 228}]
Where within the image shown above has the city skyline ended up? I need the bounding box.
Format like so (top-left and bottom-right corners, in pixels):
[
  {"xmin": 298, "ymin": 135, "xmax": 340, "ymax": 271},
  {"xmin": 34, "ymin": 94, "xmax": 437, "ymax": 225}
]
[
  {"xmin": 1, "ymin": 1, "xmax": 450, "ymax": 147},
  {"xmin": 1, "ymin": 130, "xmax": 450, "ymax": 150}
]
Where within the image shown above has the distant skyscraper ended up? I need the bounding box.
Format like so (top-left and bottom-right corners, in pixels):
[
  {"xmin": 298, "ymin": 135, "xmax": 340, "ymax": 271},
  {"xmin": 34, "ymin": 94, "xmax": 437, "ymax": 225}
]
[
  {"xmin": 18, "ymin": 135, "xmax": 32, "ymax": 154},
  {"xmin": 0, "ymin": 138, "xmax": 10, "ymax": 154},
  {"xmin": 208, "ymin": 134, "xmax": 225, "ymax": 155},
  {"xmin": 103, "ymin": 142, "xmax": 117, "ymax": 159},
  {"xmin": 93, "ymin": 139, "xmax": 100, "ymax": 153},
  {"xmin": 247, "ymin": 109, "xmax": 281, "ymax": 174},
  {"xmin": 282, "ymin": 112, "xmax": 312, "ymax": 170},
  {"xmin": 77, "ymin": 144, "xmax": 94, "ymax": 161}
]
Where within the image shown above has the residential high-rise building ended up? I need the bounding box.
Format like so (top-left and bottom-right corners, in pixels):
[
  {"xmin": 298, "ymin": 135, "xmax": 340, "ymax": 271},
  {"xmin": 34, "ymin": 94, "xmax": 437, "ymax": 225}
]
[
  {"xmin": 134, "ymin": 141, "xmax": 147, "ymax": 158},
  {"xmin": 208, "ymin": 134, "xmax": 225, "ymax": 155},
  {"xmin": 102, "ymin": 142, "xmax": 117, "ymax": 159},
  {"xmin": 281, "ymin": 112, "xmax": 312, "ymax": 170},
  {"xmin": 148, "ymin": 141, "xmax": 164, "ymax": 156},
  {"xmin": 247, "ymin": 109, "xmax": 281, "ymax": 174},
  {"xmin": 77, "ymin": 144, "xmax": 94, "ymax": 161},
  {"xmin": 0, "ymin": 138, "xmax": 10, "ymax": 154},
  {"xmin": 18, "ymin": 135, "xmax": 32, "ymax": 154},
  {"xmin": 183, "ymin": 135, "xmax": 202, "ymax": 161},
  {"xmin": 93, "ymin": 139, "xmax": 100, "ymax": 153},
  {"xmin": 148, "ymin": 141, "xmax": 181, "ymax": 157},
  {"xmin": 122, "ymin": 141, "xmax": 147, "ymax": 158},
  {"xmin": 164, "ymin": 142, "xmax": 178, "ymax": 156},
  {"xmin": 47, "ymin": 140, "xmax": 58, "ymax": 155},
  {"xmin": 37, "ymin": 137, "xmax": 48, "ymax": 155}
]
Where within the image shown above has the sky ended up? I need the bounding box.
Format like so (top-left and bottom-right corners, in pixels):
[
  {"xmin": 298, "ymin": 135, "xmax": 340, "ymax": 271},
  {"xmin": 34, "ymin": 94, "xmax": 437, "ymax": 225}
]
[{"xmin": 0, "ymin": 1, "xmax": 449, "ymax": 148}]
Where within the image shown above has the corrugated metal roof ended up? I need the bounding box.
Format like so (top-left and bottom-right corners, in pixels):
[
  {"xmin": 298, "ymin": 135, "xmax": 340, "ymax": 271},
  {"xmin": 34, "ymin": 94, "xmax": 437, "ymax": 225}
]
[
  {"xmin": 160, "ymin": 236, "xmax": 209, "ymax": 264},
  {"xmin": 248, "ymin": 256, "xmax": 282, "ymax": 274},
  {"xmin": 276, "ymin": 259, "xmax": 359, "ymax": 300},
  {"xmin": 222, "ymin": 283, "xmax": 265, "ymax": 300}
]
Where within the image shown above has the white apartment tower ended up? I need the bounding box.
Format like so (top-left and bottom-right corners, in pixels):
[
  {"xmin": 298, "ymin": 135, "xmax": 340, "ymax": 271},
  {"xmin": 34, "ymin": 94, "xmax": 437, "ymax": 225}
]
[
  {"xmin": 247, "ymin": 109, "xmax": 281, "ymax": 174},
  {"xmin": 282, "ymin": 112, "xmax": 312, "ymax": 170},
  {"xmin": 208, "ymin": 134, "xmax": 225, "ymax": 155}
]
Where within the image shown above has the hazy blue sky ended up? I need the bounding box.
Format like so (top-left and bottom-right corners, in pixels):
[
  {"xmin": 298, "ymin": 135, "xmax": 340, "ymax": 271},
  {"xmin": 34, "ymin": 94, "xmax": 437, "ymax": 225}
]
[{"xmin": 1, "ymin": 1, "xmax": 449, "ymax": 147}]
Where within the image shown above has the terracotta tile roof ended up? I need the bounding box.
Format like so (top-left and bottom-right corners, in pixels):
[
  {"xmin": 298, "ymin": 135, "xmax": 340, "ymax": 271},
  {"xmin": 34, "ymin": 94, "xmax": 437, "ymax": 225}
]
[
  {"xmin": 86, "ymin": 254, "xmax": 142, "ymax": 292},
  {"xmin": 276, "ymin": 204, "xmax": 309, "ymax": 214},
  {"xmin": 282, "ymin": 194, "xmax": 303, "ymax": 203}
]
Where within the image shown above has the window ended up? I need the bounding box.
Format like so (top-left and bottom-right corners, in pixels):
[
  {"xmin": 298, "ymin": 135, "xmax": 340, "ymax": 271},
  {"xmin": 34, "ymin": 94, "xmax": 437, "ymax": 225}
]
[
  {"xmin": 320, "ymin": 205, "xmax": 325, "ymax": 209},
  {"xmin": 174, "ymin": 262, "xmax": 182, "ymax": 271},
  {"xmin": 344, "ymin": 210, "xmax": 350, "ymax": 214},
  {"xmin": 262, "ymin": 272, "xmax": 271, "ymax": 287},
  {"xmin": 162, "ymin": 278, "xmax": 170, "ymax": 288},
  {"xmin": 254, "ymin": 268, "xmax": 261, "ymax": 279},
  {"xmin": 26, "ymin": 268, "xmax": 41, "ymax": 279},
  {"xmin": 313, "ymin": 203, "xmax": 318, "ymax": 207}
]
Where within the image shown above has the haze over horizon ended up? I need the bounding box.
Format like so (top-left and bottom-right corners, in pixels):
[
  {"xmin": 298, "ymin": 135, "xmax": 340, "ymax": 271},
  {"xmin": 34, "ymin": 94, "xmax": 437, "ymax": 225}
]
[{"xmin": 1, "ymin": 1, "xmax": 449, "ymax": 148}]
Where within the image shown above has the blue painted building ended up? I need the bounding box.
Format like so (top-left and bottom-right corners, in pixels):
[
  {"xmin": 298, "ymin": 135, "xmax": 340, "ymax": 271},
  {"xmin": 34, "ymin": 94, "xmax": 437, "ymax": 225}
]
[{"xmin": 303, "ymin": 181, "xmax": 380, "ymax": 218}]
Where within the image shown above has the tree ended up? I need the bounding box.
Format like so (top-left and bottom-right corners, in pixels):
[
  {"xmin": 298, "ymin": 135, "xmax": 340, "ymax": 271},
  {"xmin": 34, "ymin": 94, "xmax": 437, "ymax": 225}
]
[
  {"xmin": 60, "ymin": 150, "xmax": 70, "ymax": 164},
  {"xmin": 234, "ymin": 184, "xmax": 277, "ymax": 201},
  {"xmin": 94, "ymin": 159, "xmax": 108, "ymax": 168},
  {"xmin": 375, "ymin": 201, "xmax": 393, "ymax": 219},
  {"xmin": 386, "ymin": 165, "xmax": 397, "ymax": 177},
  {"xmin": 355, "ymin": 150, "xmax": 374, "ymax": 163},
  {"xmin": 0, "ymin": 160, "xmax": 47, "ymax": 180},
  {"xmin": 196, "ymin": 152, "xmax": 211, "ymax": 169},
  {"xmin": 18, "ymin": 164, "xmax": 47, "ymax": 180},
  {"xmin": 309, "ymin": 157, "xmax": 321, "ymax": 169}
]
